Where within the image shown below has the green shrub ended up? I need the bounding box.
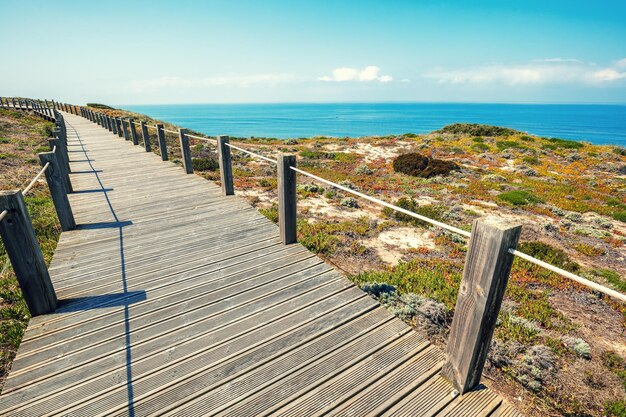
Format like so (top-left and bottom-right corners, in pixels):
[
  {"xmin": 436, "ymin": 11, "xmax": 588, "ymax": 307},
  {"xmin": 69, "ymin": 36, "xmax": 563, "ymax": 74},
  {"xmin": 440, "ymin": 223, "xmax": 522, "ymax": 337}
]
[
  {"xmin": 497, "ymin": 190, "xmax": 543, "ymax": 206},
  {"xmin": 496, "ymin": 140, "xmax": 527, "ymax": 151},
  {"xmin": 191, "ymin": 157, "xmax": 219, "ymax": 171},
  {"xmin": 523, "ymin": 156, "xmax": 541, "ymax": 165},
  {"xmin": 613, "ymin": 147, "xmax": 626, "ymax": 156},
  {"xmin": 438, "ymin": 123, "xmax": 521, "ymax": 136},
  {"xmin": 382, "ymin": 197, "xmax": 444, "ymax": 227},
  {"xmin": 612, "ymin": 211, "xmax": 626, "ymax": 223},
  {"xmin": 518, "ymin": 241, "xmax": 580, "ymax": 273},
  {"xmin": 258, "ymin": 204, "xmax": 279, "ymax": 223},
  {"xmin": 258, "ymin": 178, "xmax": 277, "ymax": 188},
  {"xmin": 520, "ymin": 135, "xmax": 535, "ymax": 142},
  {"xmin": 334, "ymin": 153, "xmax": 358, "ymax": 163},
  {"xmin": 86, "ymin": 103, "xmax": 115, "ymax": 109},
  {"xmin": 541, "ymin": 137, "xmax": 584, "ymax": 150},
  {"xmin": 472, "ymin": 143, "xmax": 490, "ymax": 152},
  {"xmin": 605, "ymin": 401, "xmax": 626, "ymax": 417},
  {"xmin": 299, "ymin": 150, "xmax": 335, "ymax": 159},
  {"xmin": 594, "ymin": 269, "xmax": 626, "ymax": 292},
  {"xmin": 392, "ymin": 153, "xmax": 459, "ymax": 178}
]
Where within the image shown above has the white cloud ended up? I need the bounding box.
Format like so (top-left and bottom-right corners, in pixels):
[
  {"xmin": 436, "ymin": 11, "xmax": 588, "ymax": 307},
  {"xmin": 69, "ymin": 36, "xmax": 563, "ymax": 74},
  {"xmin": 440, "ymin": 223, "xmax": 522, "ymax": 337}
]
[
  {"xmin": 130, "ymin": 73, "xmax": 297, "ymax": 91},
  {"xmin": 425, "ymin": 58, "xmax": 626, "ymax": 86},
  {"xmin": 318, "ymin": 66, "xmax": 393, "ymax": 83}
]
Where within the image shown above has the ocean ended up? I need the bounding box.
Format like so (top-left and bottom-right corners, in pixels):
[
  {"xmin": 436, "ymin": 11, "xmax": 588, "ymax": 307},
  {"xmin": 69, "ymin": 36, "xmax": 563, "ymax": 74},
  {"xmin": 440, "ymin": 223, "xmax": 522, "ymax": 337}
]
[{"xmin": 122, "ymin": 103, "xmax": 626, "ymax": 147}]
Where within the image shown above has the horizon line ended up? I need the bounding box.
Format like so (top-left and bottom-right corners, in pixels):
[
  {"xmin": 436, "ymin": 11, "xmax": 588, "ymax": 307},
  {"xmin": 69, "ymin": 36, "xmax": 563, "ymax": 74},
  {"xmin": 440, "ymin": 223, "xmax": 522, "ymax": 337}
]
[{"xmin": 115, "ymin": 100, "xmax": 626, "ymax": 107}]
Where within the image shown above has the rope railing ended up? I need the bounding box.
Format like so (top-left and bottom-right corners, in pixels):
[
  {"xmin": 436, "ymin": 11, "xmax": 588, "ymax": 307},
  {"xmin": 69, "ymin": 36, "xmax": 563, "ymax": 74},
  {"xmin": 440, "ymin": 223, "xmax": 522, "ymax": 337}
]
[
  {"xmin": 72, "ymin": 103, "xmax": 626, "ymax": 304},
  {"xmin": 0, "ymin": 209, "xmax": 7, "ymax": 222},
  {"xmin": 22, "ymin": 162, "xmax": 51, "ymax": 195},
  {"xmin": 187, "ymin": 133, "xmax": 216, "ymax": 142},
  {"xmin": 208, "ymin": 130, "xmax": 625, "ymax": 302},
  {"xmin": 225, "ymin": 142, "xmax": 277, "ymax": 164}
]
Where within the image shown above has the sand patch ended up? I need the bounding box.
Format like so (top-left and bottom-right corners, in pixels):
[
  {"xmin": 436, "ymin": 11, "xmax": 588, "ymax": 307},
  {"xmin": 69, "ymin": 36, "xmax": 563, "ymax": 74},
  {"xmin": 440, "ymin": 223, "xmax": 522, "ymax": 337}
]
[
  {"xmin": 365, "ymin": 227, "xmax": 436, "ymax": 265},
  {"xmin": 300, "ymin": 196, "xmax": 380, "ymax": 221}
]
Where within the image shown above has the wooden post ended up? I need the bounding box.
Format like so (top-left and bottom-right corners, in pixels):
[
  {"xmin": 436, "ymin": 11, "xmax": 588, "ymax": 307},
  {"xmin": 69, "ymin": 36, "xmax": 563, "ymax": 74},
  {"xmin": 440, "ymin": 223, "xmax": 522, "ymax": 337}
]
[
  {"xmin": 116, "ymin": 118, "xmax": 123, "ymax": 137},
  {"xmin": 140, "ymin": 121, "xmax": 151, "ymax": 152},
  {"xmin": 122, "ymin": 119, "xmax": 130, "ymax": 141},
  {"xmin": 129, "ymin": 119, "xmax": 139, "ymax": 145},
  {"xmin": 111, "ymin": 116, "xmax": 118, "ymax": 134},
  {"xmin": 178, "ymin": 129, "xmax": 193, "ymax": 174},
  {"xmin": 157, "ymin": 124, "xmax": 168, "ymax": 161},
  {"xmin": 48, "ymin": 138, "xmax": 73, "ymax": 192},
  {"xmin": 0, "ymin": 190, "xmax": 57, "ymax": 315},
  {"xmin": 278, "ymin": 154, "xmax": 297, "ymax": 244},
  {"xmin": 39, "ymin": 151, "xmax": 75, "ymax": 231},
  {"xmin": 442, "ymin": 217, "xmax": 522, "ymax": 394},
  {"xmin": 217, "ymin": 135, "xmax": 234, "ymax": 195}
]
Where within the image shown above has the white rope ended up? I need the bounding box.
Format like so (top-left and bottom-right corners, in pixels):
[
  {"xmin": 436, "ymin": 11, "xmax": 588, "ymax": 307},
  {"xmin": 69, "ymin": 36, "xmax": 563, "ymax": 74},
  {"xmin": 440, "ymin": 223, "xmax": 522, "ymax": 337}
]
[
  {"xmin": 225, "ymin": 142, "xmax": 277, "ymax": 164},
  {"xmin": 0, "ymin": 209, "xmax": 7, "ymax": 222},
  {"xmin": 510, "ymin": 249, "xmax": 626, "ymax": 302},
  {"xmin": 187, "ymin": 133, "xmax": 217, "ymax": 142},
  {"xmin": 145, "ymin": 124, "xmax": 158, "ymax": 130},
  {"xmin": 290, "ymin": 166, "xmax": 471, "ymax": 237},
  {"xmin": 163, "ymin": 128, "xmax": 178, "ymax": 135},
  {"xmin": 22, "ymin": 162, "xmax": 50, "ymax": 195}
]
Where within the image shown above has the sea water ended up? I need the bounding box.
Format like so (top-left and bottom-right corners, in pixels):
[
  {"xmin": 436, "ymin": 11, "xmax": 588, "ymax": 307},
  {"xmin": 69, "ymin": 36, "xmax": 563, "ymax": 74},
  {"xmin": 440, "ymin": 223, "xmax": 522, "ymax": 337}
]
[{"xmin": 122, "ymin": 103, "xmax": 626, "ymax": 146}]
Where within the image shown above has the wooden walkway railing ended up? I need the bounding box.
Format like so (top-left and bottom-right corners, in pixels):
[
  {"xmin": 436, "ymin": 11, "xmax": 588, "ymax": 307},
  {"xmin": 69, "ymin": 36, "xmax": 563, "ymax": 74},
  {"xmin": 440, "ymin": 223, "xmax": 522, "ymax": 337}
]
[{"xmin": 1, "ymin": 96, "xmax": 619, "ymax": 415}]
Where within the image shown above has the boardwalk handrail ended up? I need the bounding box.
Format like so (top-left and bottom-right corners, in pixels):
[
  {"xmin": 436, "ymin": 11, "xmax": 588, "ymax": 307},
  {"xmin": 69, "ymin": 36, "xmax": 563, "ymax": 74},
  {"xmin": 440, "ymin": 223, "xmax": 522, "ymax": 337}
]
[
  {"xmin": 0, "ymin": 106, "xmax": 76, "ymax": 316},
  {"xmin": 15, "ymin": 100, "xmax": 620, "ymax": 396},
  {"xmin": 153, "ymin": 124, "xmax": 623, "ymax": 302}
]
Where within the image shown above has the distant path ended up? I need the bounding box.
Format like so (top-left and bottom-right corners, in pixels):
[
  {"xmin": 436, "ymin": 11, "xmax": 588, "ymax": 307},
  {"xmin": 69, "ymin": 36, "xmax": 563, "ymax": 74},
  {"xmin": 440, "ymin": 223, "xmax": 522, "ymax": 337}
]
[{"xmin": 0, "ymin": 112, "xmax": 517, "ymax": 416}]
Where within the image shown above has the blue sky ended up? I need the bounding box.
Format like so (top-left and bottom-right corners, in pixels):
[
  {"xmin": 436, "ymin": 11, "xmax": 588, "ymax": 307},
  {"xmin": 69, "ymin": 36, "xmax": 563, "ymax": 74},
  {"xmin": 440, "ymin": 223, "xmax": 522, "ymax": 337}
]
[{"xmin": 1, "ymin": 0, "xmax": 625, "ymax": 104}]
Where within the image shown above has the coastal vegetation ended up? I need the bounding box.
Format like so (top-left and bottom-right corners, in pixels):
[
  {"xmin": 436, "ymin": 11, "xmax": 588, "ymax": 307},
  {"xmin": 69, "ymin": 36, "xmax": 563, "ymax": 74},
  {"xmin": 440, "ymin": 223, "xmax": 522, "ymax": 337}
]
[
  {"xmin": 1, "ymin": 103, "xmax": 622, "ymax": 415},
  {"xmin": 0, "ymin": 109, "xmax": 59, "ymax": 388}
]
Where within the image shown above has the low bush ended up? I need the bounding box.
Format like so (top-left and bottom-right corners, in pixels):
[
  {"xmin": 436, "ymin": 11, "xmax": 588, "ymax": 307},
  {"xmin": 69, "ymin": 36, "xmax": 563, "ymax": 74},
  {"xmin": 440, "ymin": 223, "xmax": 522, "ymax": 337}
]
[
  {"xmin": 438, "ymin": 123, "xmax": 521, "ymax": 136},
  {"xmin": 392, "ymin": 152, "xmax": 459, "ymax": 178},
  {"xmin": 299, "ymin": 150, "xmax": 335, "ymax": 159},
  {"xmin": 517, "ymin": 241, "xmax": 580, "ymax": 273},
  {"xmin": 497, "ymin": 190, "xmax": 543, "ymax": 206},
  {"xmin": 86, "ymin": 103, "xmax": 115, "ymax": 109},
  {"xmin": 612, "ymin": 211, "xmax": 626, "ymax": 223},
  {"xmin": 191, "ymin": 157, "xmax": 219, "ymax": 171},
  {"xmin": 382, "ymin": 197, "xmax": 445, "ymax": 227},
  {"xmin": 258, "ymin": 204, "xmax": 279, "ymax": 223},
  {"xmin": 523, "ymin": 156, "xmax": 541, "ymax": 165},
  {"xmin": 541, "ymin": 137, "xmax": 584, "ymax": 150}
]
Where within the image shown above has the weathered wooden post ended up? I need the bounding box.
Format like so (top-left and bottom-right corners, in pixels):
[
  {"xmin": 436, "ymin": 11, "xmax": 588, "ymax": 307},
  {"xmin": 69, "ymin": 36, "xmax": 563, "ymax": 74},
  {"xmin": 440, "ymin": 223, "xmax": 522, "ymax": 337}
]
[
  {"xmin": 178, "ymin": 129, "xmax": 193, "ymax": 174},
  {"xmin": 217, "ymin": 135, "xmax": 234, "ymax": 195},
  {"xmin": 0, "ymin": 191, "xmax": 57, "ymax": 315},
  {"xmin": 442, "ymin": 217, "xmax": 522, "ymax": 394},
  {"xmin": 157, "ymin": 124, "xmax": 168, "ymax": 161},
  {"xmin": 48, "ymin": 138, "xmax": 73, "ymax": 193},
  {"xmin": 111, "ymin": 116, "xmax": 118, "ymax": 134},
  {"xmin": 107, "ymin": 115, "xmax": 113, "ymax": 132},
  {"xmin": 140, "ymin": 121, "xmax": 151, "ymax": 152},
  {"xmin": 116, "ymin": 118, "xmax": 123, "ymax": 137},
  {"xmin": 278, "ymin": 154, "xmax": 297, "ymax": 244},
  {"xmin": 129, "ymin": 119, "xmax": 139, "ymax": 145},
  {"xmin": 122, "ymin": 119, "xmax": 130, "ymax": 141},
  {"xmin": 39, "ymin": 151, "xmax": 75, "ymax": 231}
]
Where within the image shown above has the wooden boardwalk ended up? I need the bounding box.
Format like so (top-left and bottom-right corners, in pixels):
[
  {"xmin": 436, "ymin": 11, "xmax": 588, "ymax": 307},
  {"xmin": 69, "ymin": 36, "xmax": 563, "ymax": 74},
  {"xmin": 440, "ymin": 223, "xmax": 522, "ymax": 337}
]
[{"xmin": 0, "ymin": 112, "xmax": 517, "ymax": 416}]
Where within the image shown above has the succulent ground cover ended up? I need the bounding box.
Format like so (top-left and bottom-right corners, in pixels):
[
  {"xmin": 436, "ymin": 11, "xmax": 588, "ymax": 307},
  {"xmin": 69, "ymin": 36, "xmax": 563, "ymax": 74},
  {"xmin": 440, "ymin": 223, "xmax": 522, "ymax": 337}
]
[{"xmin": 79, "ymin": 107, "xmax": 626, "ymax": 415}]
